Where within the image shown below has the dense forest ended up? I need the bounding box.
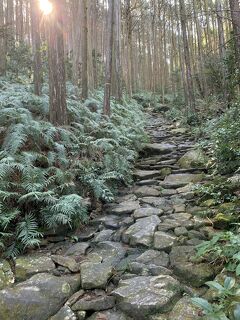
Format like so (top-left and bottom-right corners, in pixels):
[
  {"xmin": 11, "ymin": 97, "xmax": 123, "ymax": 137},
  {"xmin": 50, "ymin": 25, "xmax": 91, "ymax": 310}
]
[{"xmin": 0, "ymin": 0, "xmax": 240, "ymax": 319}]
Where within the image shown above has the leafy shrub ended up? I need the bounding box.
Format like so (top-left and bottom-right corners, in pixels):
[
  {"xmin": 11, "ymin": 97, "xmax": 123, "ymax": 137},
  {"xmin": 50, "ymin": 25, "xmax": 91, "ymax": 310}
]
[
  {"xmin": 210, "ymin": 107, "xmax": 240, "ymax": 174},
  {"xmin": 0, "ymin": 79, "xmax": 147, "ymax": 257},
  {"xmin": 196, "ymin": 232, "xmax": 240, "ymax": 276},
  {"xmin": 192, "ymin": 277, "xmax": 240, "ymax": 320}
]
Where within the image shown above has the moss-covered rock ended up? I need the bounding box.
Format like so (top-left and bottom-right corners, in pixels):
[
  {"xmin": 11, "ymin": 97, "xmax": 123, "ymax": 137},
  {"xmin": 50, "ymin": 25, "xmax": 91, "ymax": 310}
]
[
  {"xmin": 168, "ymin": 296, "xmax": 201, "ymax": 320},
  {"xmin": 213, "ymin": 213, "xmax": 232, "ymax": 229},
  {"xmin": 0, "ymin": 273, "xmax": 80, "ymax": 320},
  {"xmin": 0, "ymin": 260, "xmax": 15, "ymax": 290},
  {"xmin": 15, "ymin": 254, "xmax": 55, "ymax": 281},
  {"xmin": 178, "ymin": 149, "xmax": 208, "ymax": 169}
]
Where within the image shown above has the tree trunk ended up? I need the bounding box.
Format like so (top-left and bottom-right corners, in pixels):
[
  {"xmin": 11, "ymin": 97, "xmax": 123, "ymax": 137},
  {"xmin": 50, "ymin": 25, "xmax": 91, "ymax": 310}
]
[
  {"xmin": 30, "ymin": 0, "xmax": 42, "ymax": 96},
  {"xmin": 47, "ymin": 0, "xmax": 68, "ymax": 126},
  {"xmin": 81, "ymin": 0, "xmax": 88, "ymax": 100},
  {"xmin": 229, "ymin": 0, "xmax": 240, "ymax": 67},
  {"xmin": 103, "ymin": 0, "xmax": 114, "ymax": 116},
  {"xmin": 114, "ymin": 0, "xmax": 122, "ymax": 102},
  {"xmin": 179, "ymin": 0, "xmax": 195, "ymax": 111},
  {"xmin": 0, "ymin": 0, "xmax": 6, "ymax": 76}
]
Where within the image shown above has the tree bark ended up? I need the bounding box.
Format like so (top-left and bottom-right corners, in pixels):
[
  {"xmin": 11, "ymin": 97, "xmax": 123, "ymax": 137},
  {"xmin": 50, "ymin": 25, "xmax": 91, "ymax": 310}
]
[
  {"xmin": 30, "ymin": 0, "xmax": 42, "ymax": 96},
  {"xmin": 103, "ymin": 0, "xmax": 114, "ymax": 116},
  {"xmin": 229, "ymin": 0, "xmax": 240, "ymax": 67},
  {"xmin": 179, "ymin": 0, "xmax": 195, "ymax": 111},
  {"xmin": 81, "ymin": 0, "xmax": 88, "ymax": 100},
  {"xmin": 47, "ymin": 0, "xmax": 68, "ymax": 126}
]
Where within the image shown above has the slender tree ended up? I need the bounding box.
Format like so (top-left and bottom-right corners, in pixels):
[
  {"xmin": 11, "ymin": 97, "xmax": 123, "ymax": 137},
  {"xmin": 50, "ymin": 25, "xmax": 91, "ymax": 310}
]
[
  {"xmin": 47, "ymin": 0, "xmax": 68, "ymax": 125},
  {"xmin": 30, "ymin": 0, "xmax": 42, "ymax": 96},
  {"xmin": 179, "ymin": 0, "xmax": 195, "ymax": 110},
  {"xmin": 81, "ymin": 0, "xmax": 88, "ymax": 100},
  {"xmin": 229, "ymin": 0, "xmax": 240, "ymax": 68},
  {"xmin": 103, "ymin": 0, "xmax": 114, "ymax": 116},
  {"xmin": 0, "ymin": 0, "xmax": 6, "ymax": 76}
]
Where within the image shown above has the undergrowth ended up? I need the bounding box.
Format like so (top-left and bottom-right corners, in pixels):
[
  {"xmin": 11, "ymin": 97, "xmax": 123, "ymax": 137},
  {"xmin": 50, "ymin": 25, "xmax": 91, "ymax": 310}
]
[{"xmin": 0, "ymin": 78, "xmax": 147, "ymax": 257}]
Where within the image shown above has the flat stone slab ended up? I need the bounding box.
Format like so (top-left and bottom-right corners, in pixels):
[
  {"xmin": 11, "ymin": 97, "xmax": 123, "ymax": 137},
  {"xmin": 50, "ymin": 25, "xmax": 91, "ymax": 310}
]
[
  {"xmin": 133, "ymin": 207, "xmax": 163, "ymax": 219},
  {"xmin": 65, "ymin": 242, "xmax": 90, "ymax": 256},
  {"xmin": 164, "ymin": 173, "xmax": 204, "ymax": 188},
  {"xmin": 133, "ymin": 186, "xmax": 161, "ymax": 197},
  {"xmin": 122, "ymin": 215, "xmax": 160, "ymax": 247},
  {"xmin": 90, "ymin": 241, "xmax": 127, "ymax": 265},
  {"xmin": 134, "ymin": 170, "xmax": 160, "ymax": 180},
  {"xmin": 154, "ymin": 232, "xmax": 177, "ymax": 251},
  {"xmin": 15, "ymin": 254, "xmax": 55, "ymax": 281},
  {"xmin": 143, "ymin": 143, "xmax": 176, "ymax": 155},
  {"xmin": 51, "ymin": 255, "xmax": 79, "ymax": 273},
  {"xmin": 87, "ymin": 310, "xmax": 130, "ymax": 320},
  {"xmin": 110, "ymin": 201, "xmax": 140, "ymax": 215},
  {"xmin": 80, "ymin": 261, "xmax": 113, "ymax": 289},
  {"xmin": 112, "ymin": 275, "xmax": 181, "ymax": 319},
  {"xmin": 141, "ymin": 197, "xmax": 172, "ymax": 211},
  {"xmin": 72, "ymin": 292, "xmax": 115, "ymax": 311},
  {"xmin": 0, "ymin": 273, "xmax": 80, "ymax": 320},
  {"xmin": 170, "ymin": 246, "xmax": 216, "ymax": 287},
  {"xmin": 136, "ymin": 250, "xmax": 169, "ymax": 268}
]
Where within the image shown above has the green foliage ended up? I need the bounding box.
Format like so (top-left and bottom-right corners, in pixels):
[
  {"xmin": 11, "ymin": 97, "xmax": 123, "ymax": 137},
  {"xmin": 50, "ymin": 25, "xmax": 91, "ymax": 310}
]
[
  {"xmin": 196, "ymin": 232, "xmax": 240, "ymax": 275},
  {"xmin": 0, "ymin": 79, "xmax": 146, "ymax": 257},
  {"xmin": 192, "ymin": 277, "xmax": 240, "ymax": 320},
  {"xmin": 194, "ymin": 177, "xmax": 238, "ymax": 205},
  {"xmin": 210, "ymin": 106, "xmax": 240, "ymax": 174},
  {"xmin": 7, "ymin": 41, "xmax": 32, "ymax": 77}
]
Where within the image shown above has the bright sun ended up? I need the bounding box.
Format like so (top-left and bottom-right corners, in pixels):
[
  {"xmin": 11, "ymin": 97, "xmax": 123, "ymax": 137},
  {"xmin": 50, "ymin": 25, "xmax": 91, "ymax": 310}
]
[{"xmin": 39, "ymin": 0, "xmax": 53, "ymax": 15}]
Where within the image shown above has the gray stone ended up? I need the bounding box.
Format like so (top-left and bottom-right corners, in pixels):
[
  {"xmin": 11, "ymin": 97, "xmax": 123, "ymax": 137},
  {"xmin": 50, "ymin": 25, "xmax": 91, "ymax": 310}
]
[
  {"xmin": 134, "ymin": 170, "xmax": 160, "ymax": 180},
  {"xmin": 178, "ymin": 149, "xmax": 208, "ymax": 169},
  {"xmin": 161, "ymin": 189, "xmax": 177, "ymax": 196},
  {"xmin": 0, "ymin": 273, "xmax": 80, "ymax": 320},
  {"xmin": 15, "ymin": 254, "xmax": 55, "ymax": 281},
  {"xmin": 137, "ymin": 179, "xmax": 159, "ymax": 186},
  {"xmin": 72, "ymin": 292, "xmax": 115, "ymax": 311},
  {"xmin": 134, "ymin": 186, "xmax": 160, "ymax": 197},
  {"xmin": 143, "ymin": 143, "xmax": 176, "ymax": 155},
  {"xmin": 140, "ymin": 197, "xmax": 172, "ymax": 211},
  {"xmin": 173, "ymin": 204, "xmax": 186, "ymax": 213},
  {"xmin": 174, "ymin": 227, "xmax": 188, "ymax": 236},
  {"xmin": 133, "ymin": 207, "xmax": 163, "ymax": 219},
  {"xmin": 50, "ymin": 306, "xmax": 77, "ymax": 320},
  {"xmin": 170, "ymin": 246, "xmax": 216, "ymax": 287},
  {"xmin": 136, "ymin": 250, "xmax": 169, "ymax": 268},
  {"xmin": 80, "ymin": 261, "xmax": 113, "ymax": 289},
  {"xmin": 168, "ymin": 212, "xmax": 192, "ymax": 221},
  {"xmin": 148, "ymin": 265, "xmax": 172, "ymax": 276},
  {"xmin": 112, "ymin": 275, "xmax": 181, "ymax": 319},
  {"xmin": 65, "ymin": 243, "xmax": 90, "ymax": 256},
  {"xmin": 51, "ymin": 255, "xmax": 79, "ymax": 273},
  {"xmin": 87, "ymin": 310, "xmax": 130, "ymax": 320},
  {"xmin": 91, "ymin": 241, "xmax": 126, "ymax": 265},
  {"xmin": 168, "ymin": 296, "xmax": 200, "ymax": 320},
  {"xmin": 163, "ymin": 174, "xmax": 204, "ymax": 188},
  {"xmin": 122, "ymin": 215, "xmax": 160, "ymax": 247},
  {"xmin": 128, "ymin": 262, "xmax": 149, "ymax": 275},
  {"xmin": 154, "ymin": 232, "xmax": 176, "ymax": 251},
  {"xmin": 94, "ymin": 230, "xmax": 114, "ymax": 242},
  {"xmin": 0, "ymin": 260, "xmax": 14, "ymax": 290},
  {"xmin": 158, "ymin": 219, "xmax": 181, "ymax": 231},
  {"xmin": 110, "ymin": 201, "xmax": 140, "ymax": 215}
]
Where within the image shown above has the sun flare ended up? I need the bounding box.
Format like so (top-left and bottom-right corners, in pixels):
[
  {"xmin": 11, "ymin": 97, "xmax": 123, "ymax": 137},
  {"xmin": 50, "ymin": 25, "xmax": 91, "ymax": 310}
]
[{"xmin": 39, "ymin": 0, "xmax": 53, "ymax": 15}]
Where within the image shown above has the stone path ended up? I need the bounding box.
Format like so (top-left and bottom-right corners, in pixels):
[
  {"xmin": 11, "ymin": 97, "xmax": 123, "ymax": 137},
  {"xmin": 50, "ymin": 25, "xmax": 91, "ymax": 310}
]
[{"xmin": 0, "ymin": 112, "xmax": 218, "ymax": 320}]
